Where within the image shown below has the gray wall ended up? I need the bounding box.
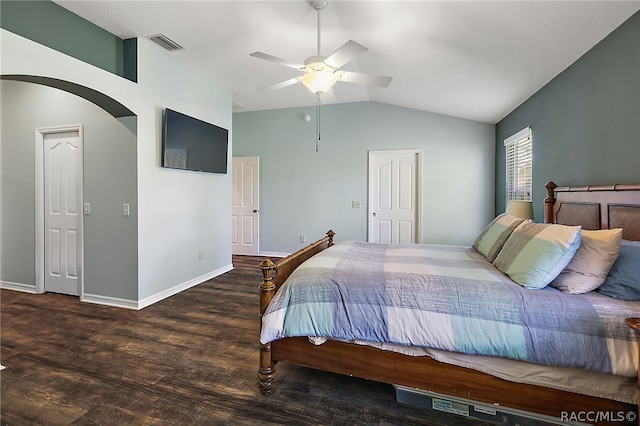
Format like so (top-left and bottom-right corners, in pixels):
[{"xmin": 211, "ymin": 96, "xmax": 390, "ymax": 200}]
[
  {"xmin": 2, "ymin": 0, "xmax": 232, "ymax": 306},
  {"xmin": 233, "ymin": 101, "xmax": 495, "ymax": 253},
  {"xmin": 496, "ymin": 11, "xmax": 640, "ymax": 220},
  {"xmin": 1, "ymin": 80, "xmax": 138, "ymax": 300}
]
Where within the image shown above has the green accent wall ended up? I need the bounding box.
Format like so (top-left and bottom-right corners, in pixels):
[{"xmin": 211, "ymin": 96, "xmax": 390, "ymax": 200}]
[
  {"xmin": 123, "ymin": 38, "xmax": 138, "ymax": 82},
  {"xmin": 495, "ymin": 11, "xmax": 640, "ymax": 221},
  {"xmin": 1, "ymin": 0, "xmax": 136, "ymax": 82}
]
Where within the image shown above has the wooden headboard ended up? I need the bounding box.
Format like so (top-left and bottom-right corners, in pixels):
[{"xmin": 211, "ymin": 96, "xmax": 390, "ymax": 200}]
[{"xmin": 544, "ymin": 181, "xmax": 640, "ymax": 241}]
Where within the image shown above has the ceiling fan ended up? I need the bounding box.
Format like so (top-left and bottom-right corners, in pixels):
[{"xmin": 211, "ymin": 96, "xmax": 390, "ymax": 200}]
[{"xmin": 250, "ymin": 0, "xmax": 393, "ymax": 97}]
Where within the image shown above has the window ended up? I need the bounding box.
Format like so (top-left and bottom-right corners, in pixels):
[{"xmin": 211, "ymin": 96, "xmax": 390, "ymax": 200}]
[{"xmin": 504, "ymin": 127, "xmax": 532, "ymax": 202}]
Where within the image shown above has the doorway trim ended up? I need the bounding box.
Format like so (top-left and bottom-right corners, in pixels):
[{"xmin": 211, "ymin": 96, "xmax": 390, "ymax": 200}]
[{"xmin": 35, "ymin": 124, "xmax": 84, "ymax": 295}]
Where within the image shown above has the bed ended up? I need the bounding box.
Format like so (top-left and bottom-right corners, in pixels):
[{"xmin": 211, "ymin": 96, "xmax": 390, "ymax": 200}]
[{"xmin": 257, "ymin": 181, "xmax": 640, "ymax": 424}]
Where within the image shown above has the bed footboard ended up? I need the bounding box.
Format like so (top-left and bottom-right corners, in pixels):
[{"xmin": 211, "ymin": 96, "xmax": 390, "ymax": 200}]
[{"xmin": 258, "ymin": 230, "xmax": 335, "ymax": 395}]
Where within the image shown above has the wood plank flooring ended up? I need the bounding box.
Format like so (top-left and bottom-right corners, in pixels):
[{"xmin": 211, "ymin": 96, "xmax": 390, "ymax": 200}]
[{"xmin": 1, "ymin": 256, "xmax": 492, "ymax": 425}]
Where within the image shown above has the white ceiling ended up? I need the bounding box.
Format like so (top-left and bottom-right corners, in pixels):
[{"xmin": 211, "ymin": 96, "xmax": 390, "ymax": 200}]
[{"xmin": 54, "ymin": 1, "xmax": 639, "ymax": 124}]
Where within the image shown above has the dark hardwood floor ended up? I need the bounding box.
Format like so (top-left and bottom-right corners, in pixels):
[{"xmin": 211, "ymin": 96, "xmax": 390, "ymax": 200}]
[{"xmin": 1, "ymin": 256, "xmax": 493, "ymax": 425}]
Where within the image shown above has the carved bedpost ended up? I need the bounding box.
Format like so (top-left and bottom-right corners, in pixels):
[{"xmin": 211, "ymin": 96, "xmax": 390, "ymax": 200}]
[
  {"xmin": 544, "ymin": 181, "xmax": 557, "ymax": 224},
  {"xmin": 327, "ymin": 229, "xmax": 335, "ymax": 247},
  {"xmin": 258, "ymin": 258, "xmax": 277, "ymax": 395}
]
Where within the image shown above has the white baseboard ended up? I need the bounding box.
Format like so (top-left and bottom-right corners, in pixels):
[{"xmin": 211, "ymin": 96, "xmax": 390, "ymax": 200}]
[
  {"xmin": 136, "ymin": 263, "xmax": 234, "ymax": 310},
  {"xmin": 0, "ymin": 281, "xmax": 36, "ymax": 293},
  {"xmin": 81, "ymin": 293, "xmax": 139, "ymax": 310},
  {"xmin": 3, "ymin": 264, "xmax": 234, "ymax": 311},
  {"xmin": 2, "ymin": 283, "xmax": 140, "ymax": 310}
]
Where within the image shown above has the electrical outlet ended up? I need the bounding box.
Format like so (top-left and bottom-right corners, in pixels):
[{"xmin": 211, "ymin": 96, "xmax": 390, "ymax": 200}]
[
  {"xmin": 198, "ymin": 250, "xmax": 205, "ymax": 260},
  {"xmin": 352, "ymin": 201, "xmax": 360, "ymax": 209},
  {"xmin": 300, "ymin": 235, "xmax": 306, "ymax": 243}
]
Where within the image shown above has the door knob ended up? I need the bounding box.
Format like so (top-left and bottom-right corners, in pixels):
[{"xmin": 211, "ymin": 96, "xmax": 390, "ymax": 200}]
[
  {"xmin": 372, "ymin": 212, "xmax": 376, "ymax": 217},
  {"xmin": 253, "ymin": 209, "xmax": 258, "ymax": 213}
]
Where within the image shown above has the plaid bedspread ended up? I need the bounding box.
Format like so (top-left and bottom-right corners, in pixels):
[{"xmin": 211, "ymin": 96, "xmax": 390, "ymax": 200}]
[{"xmin": 260, "ymin": 241, "xmax": 639, "ymax": 376}]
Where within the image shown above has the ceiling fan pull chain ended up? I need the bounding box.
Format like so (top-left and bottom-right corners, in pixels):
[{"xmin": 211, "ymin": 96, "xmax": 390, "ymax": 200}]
[{"xmin": 316, "ymin": 96, "xmax": 321, "ymax": 152}]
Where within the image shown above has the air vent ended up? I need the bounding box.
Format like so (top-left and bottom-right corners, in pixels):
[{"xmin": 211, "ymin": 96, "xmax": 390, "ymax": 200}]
[{"xmin": 147, "ymin": 34, "xmax": 184, "ymax": 51}]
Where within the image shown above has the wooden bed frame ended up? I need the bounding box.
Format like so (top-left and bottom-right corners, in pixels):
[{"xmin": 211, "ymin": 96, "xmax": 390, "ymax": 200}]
[{"xmin": 258, "ymin": 181, "xmax": 640, "ymax": 424}]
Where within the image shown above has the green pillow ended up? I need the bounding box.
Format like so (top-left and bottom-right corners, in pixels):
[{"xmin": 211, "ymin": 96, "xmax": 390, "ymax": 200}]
[
  {"xmin": 493, "ymin": 222, "xmax": 582, "ymax": 289},
  {"xmin": 473, "ymin": 213, "xmax": 527, "ymax": 262}
]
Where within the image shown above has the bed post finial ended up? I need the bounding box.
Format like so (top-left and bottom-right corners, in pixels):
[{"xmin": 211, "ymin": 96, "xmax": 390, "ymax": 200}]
[
  {"xmin": 326, "ymin": 229, "xmax": 335, "ymax": 247},
  {"xmin": 544, "ymin": 181, "xmax": 557, "ymax": 224},
  {"xmin": 258, "ymin": 258, "xmax": 277, "ymax": 395}
]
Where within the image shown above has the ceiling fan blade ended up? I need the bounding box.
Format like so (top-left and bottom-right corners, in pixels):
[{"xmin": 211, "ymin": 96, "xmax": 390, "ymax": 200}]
[
  {"xmin": 258, "ymin": 77, "xmax": 302, "ymax": 92},
  {"xmin": 324, "ymin": 40, "xmax": 368, "ymax": 69},
  {"xmin": 250, "ymin": 52, "xmax": 305, "ymax": 70},
  {"xmin": 339, "ymin": 71, "xmax": 392, "ymax": 87}
]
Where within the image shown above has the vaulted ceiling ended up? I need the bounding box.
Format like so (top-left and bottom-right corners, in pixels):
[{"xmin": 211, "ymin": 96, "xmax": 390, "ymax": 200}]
[{"xmin": 54, "ymin": 1, "xmax": 640, "ymax": 124}]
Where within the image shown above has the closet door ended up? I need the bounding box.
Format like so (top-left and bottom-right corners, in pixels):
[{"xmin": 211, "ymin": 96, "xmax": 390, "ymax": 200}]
[{"xmin": 368, "ymin": 150, "xmax": 421, "ymax": 244}]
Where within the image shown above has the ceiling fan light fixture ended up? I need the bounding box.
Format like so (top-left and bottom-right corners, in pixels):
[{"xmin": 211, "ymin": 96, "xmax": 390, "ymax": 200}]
[
  {"xmin": 300, "ymin": 70, "xmax": 339, "ymax": 94},
  {"xmin": 300, "ymin": 60, "xmax": 339, "ymax": 94}
]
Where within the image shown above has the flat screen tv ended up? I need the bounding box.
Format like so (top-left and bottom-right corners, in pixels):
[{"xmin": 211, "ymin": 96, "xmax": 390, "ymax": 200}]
[{"xmin": 162, "ymin": 108, "xmax": 229, "ymax": 174}]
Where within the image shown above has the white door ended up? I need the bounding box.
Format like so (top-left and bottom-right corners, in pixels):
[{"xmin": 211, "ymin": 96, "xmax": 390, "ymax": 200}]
[
  {"xmin": 232, "ymin": 157, "xmax": 260, "ymax": 255},
  {"xmin": 43, "ymin": 130, "xmax": 83, "ymax": 295},
  {"xmin": 368, "ymin": 150, "xmax": 421, "ymax": 244}
]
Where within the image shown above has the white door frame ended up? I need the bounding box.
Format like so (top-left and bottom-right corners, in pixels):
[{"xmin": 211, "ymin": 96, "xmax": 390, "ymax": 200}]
[
  {"xmin": 368, "ymin": 149, "xmax": 422, "ymax": 243},
  {"xmin": 35, "ymin": 124, "xmax": 84, "ymax": 295}
]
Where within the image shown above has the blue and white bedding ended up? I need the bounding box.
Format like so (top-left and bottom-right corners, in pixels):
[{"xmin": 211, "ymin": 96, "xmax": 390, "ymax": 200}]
[{"xmin": 260, "ymin": 241, "xmax": 639, "ymax": 377}]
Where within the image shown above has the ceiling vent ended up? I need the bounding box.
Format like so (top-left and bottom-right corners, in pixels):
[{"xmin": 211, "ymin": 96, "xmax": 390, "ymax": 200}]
[{"xmin": 147, "ymin": 34, "xmax": 184, "ymax": 51}]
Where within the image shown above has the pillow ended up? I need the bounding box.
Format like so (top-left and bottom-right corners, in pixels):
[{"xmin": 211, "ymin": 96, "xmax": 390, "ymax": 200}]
[
  {"xmin": 549, "ymin": 228, "xmax": 622, "ymax": 294},
  {"xmin": 493, "ymin": 222, "xmax": 582, "ymax": 289},
  {"xmin": 598, "ymin": 239, "xmax": 640, "ymax": 301},
  {"xmin": 473, "ymin": 213, "xmax": 528, "ymax": 262}
]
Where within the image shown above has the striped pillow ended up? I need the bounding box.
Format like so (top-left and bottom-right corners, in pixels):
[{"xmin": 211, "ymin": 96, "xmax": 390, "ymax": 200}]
[
  {"xmin": 493, "ymin": 222, "xmax": 582, "ymax": 289},
  {"xmin": 473, "ymin": 214, "xmax": 528, "ymax": 262}
]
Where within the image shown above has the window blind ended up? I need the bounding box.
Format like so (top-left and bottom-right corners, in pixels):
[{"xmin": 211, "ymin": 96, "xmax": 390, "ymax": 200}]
[{"xmin": 504, "ymin": 127, "xmax": 532, "ymax": 202}]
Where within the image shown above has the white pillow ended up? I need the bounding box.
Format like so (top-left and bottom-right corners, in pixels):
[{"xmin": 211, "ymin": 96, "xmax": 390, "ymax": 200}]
[{"xmin": 549, "ymin": 228, "xmax": 622, "ymax": 294}]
